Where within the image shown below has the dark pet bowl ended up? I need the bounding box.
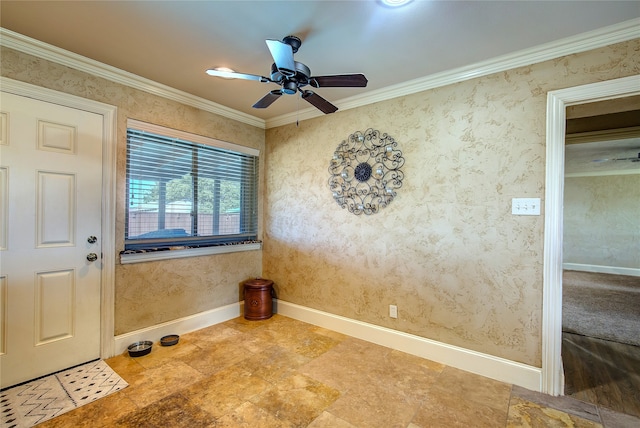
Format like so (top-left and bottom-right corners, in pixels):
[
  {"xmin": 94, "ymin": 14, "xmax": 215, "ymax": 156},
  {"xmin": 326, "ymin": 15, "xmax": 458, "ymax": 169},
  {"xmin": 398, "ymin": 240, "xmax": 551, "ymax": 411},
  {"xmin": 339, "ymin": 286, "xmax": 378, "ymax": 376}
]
[
  {"xmin": 160, "ymin": 334, "xmax": 180, "ymax": 346},
  {"xmin": 128, "ymin": 340, "xmax": 153, "ymax": 357}
]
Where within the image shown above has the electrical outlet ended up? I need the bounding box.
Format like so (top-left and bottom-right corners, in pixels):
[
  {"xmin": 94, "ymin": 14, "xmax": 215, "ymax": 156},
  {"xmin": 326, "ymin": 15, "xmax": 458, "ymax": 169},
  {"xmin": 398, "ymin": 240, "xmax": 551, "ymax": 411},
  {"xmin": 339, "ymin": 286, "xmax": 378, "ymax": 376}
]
[
  {"xmin": 511, "ymin": 198, "xmax": 541, "ymax": 216},
  {"xmin": 389, "ymin": 304, "xmax": 398, "ymax": 319}
]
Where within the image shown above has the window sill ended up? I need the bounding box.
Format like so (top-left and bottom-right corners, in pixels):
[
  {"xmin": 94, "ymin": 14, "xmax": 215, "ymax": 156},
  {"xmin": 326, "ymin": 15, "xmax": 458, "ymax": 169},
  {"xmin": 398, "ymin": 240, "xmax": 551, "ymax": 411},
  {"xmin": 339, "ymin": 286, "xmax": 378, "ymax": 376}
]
[{"xmin": 120, "ymin": 241, "xmax": 262, "ymax": 264}]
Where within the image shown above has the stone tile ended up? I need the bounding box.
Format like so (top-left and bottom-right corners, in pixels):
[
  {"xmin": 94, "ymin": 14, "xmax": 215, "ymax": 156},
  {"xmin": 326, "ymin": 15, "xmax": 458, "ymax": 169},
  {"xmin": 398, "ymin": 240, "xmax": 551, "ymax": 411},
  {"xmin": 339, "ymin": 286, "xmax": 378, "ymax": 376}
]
[
  {"xmin": 214, "ymin": 401, "xmax": 295, "ymax": 427},
  {"xmin": 225, "ymin": 314, "xmax": 289, "ymax": 333},
  {"xmin": 366, "ymin": 349, "xmax": 444, "ymax": 400},
  {"xmin": 38, "ymin": 391, "xmax": 138, "ymax": 428},
  {"xmin": 434, "ymin": 366, "xmax": 512, "ymax": 411},
  {"xmin": 266, "ymin": 317, "xmax": 329, "ymax": 339},
  {"xmin": 511, "ymin": 385, "xmax": 601, "ymax": 423},
  {"xmin": 327, "ymin": 381, "xmax": 422, "ymax": 428},
  {"xmin": 388, "ymin": 349, "xmax": 446, "ymax": 373},
  {"xmin": 251, "ymin": 372, "xmax": 341, "ymax": 427},
  {"xmin": 236, "ymin": 344, "xmax": 311, "ymax": 383},
  {"xmin": 599, "ymin": 406, "xmax": 640, "ymax": 428},
  {"xmin": 46, "ymin": 316, "xmax": 640, "ymax": 428},
  {"xmin": 262, "ymin": 314, "xmax": 313, "ymax": 330},
  {"xmin": 104, "ymin": 353, "xmax": 146, "ymax": 383},
  {"xmin": 310, "ymin": 326, "xmax": 349, "ymax": 342},
  {"xmin": 274, "ymin": 328, "xmax": 343, "ymax": 359},
  {"xmin": 119, "ymin": 360, "xmax": 204, "ymax": 408},
  {"xmin": 307, "ymin": 411, "xmax": 358, "ymax": 427},
  {"xmin": 180, "ymin": 337, "xmax": 252, "ymax": 376},
  {"xmin": 182, "ymin": 323, "xmax": 244, "ymax": 344},
  {"xmin": 506, "ymin": 396, "xmax": 603, "ymax": 428},
  {"xmin": 114, "ymin": 392, "xmax": 216, "ymax": 427},
  {"xmin": 238, "ymin": 331, "xmax": 280, "ymax": 354},
  {"xmin": 192, "ymin": 316, "xmax": 276, "ymax": 353},
  {"xmin": 411, "ymin": 385, "xmax": 509, "ymax": 428},
  {"xmin": 130, "ymin": 339, "xmax": 202, "ymax": 370},
  {"xmin": 300, "ymin": 337, "xmax": 393, "ymax": 393},
  {"xmin": 181, "ymin": 365, "xmax": 271, "ymax": 418}
]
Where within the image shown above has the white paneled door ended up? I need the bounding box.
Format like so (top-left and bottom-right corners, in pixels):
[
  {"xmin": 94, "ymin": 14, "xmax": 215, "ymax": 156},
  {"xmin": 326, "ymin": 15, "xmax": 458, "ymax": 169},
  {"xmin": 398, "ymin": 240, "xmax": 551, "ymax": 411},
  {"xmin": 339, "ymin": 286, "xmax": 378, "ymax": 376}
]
[{"xmin": 0, "ymin": 92, "xmax": 103, "ymax": 388}]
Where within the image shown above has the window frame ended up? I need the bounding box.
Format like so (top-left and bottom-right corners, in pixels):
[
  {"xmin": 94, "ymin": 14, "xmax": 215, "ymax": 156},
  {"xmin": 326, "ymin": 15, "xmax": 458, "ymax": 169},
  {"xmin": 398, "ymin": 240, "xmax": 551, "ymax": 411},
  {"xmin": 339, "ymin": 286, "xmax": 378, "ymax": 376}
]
[{"xmin": 121, "ymin": 119, "xmax": 260, "ymax": 264}]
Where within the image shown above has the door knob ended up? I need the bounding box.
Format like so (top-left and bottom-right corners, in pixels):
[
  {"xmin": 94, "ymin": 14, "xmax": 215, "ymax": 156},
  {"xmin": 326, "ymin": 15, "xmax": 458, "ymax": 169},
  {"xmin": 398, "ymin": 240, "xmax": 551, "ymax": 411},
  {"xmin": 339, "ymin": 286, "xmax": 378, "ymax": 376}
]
[
  {"xmin": 87, "ymin": 236, "xmax": 97, "ymax": 244},
  {"xmin": 86, "ymin": 253, "xmax": 98, "ymax": 262}
]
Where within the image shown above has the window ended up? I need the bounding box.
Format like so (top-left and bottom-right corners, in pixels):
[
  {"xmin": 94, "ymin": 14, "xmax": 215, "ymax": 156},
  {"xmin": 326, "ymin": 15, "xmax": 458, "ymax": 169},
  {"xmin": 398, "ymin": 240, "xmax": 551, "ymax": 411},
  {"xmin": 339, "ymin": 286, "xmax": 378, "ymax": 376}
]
[{"xmin": 124, "ymin": 120, "xmax": 259, "ymax": 255}]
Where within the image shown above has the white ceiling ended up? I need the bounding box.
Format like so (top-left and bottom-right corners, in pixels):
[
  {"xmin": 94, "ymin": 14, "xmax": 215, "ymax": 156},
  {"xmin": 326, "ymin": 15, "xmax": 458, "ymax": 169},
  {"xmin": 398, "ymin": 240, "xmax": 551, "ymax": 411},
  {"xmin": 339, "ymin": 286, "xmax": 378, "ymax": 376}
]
[
  {"xmin": 1, "ymin": 1, "xmax": 639, "ymax": 174},
  {"xmin": 1, "ymin": 0, "xmax": 638, "ymax": 122},
  {"xmin": 565, "ymin": 138, "xmax": 640, "ymax": 175}
]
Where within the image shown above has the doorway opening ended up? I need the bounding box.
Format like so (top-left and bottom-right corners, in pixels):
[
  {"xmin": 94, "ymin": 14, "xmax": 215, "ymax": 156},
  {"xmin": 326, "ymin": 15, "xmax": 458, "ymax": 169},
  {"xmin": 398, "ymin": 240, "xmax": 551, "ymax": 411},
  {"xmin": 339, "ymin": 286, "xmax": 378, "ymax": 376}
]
[
  {"xmin": 542, "ymin": 75, "xmax": 640, "ymax": 397},
  {"xmin": 561, "ymin": 96, "xmax": 640, "ymax": 417}
]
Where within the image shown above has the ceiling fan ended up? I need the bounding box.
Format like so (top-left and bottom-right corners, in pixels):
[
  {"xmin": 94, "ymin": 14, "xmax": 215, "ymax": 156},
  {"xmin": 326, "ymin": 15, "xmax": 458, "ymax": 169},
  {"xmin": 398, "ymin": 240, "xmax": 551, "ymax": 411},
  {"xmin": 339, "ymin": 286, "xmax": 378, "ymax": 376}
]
[
  {"xmin": 613, "ymin": 152, "xmax": 640, "ymax": 162},
  {"xmin": 206, "ymin": 35, "xmax": 368, "ymax": 114}
]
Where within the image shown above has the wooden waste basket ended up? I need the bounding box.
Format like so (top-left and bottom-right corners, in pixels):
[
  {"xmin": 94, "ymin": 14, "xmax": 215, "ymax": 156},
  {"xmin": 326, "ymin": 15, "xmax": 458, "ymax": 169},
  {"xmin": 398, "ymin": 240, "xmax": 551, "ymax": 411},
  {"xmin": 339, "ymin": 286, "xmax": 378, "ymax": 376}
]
[{"xmin": 243, "ymin": 278, "xmax": 274, "ymax": 320}]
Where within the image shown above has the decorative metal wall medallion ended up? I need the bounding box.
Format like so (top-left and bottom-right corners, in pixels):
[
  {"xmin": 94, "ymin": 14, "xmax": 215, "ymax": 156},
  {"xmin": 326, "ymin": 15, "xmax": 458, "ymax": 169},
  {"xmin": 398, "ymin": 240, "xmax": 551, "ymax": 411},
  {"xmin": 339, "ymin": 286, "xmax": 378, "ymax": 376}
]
[{"xmin": 328, "ymin": 129, "xmax": 405, "ymax": 215}]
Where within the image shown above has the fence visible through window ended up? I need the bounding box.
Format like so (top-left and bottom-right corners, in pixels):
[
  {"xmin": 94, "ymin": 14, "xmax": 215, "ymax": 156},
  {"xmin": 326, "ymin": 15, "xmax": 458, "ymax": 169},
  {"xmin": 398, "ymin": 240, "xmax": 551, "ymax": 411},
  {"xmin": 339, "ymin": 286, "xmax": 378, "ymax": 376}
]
[
  {"xmin": 125, "ymin": 120, "xmax": 259, "ymax": 250},
  {"xmin": 127, "ymin": 212, "xmax": 240, "ymax": 238}
]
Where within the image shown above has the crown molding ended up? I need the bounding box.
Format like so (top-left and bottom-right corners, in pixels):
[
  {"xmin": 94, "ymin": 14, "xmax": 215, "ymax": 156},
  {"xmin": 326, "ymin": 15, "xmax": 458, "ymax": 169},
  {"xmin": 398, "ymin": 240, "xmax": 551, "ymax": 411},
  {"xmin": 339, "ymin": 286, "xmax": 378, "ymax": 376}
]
[
  {"xmin": 2, "ymin": 18, "xmax": 639, "ymax": 130},
  {"xmin": 266, "ymin": 18, "xmax": 640, "ymax": 128},
  {"xmin": 566, "ymin": 126, "xmax": 640, "ymax": 145},
  {"xmin": 0, "ymin": 28, "xmax": 266, "ymax": 129}
]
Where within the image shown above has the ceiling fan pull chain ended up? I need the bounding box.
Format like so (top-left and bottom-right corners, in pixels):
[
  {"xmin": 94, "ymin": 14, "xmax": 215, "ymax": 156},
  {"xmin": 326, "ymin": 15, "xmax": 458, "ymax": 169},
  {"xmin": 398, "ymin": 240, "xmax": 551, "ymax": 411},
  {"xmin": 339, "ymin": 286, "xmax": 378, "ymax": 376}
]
[{"xmin": 296, "ymin": 92, "xmax": 300, "ymax": 127}]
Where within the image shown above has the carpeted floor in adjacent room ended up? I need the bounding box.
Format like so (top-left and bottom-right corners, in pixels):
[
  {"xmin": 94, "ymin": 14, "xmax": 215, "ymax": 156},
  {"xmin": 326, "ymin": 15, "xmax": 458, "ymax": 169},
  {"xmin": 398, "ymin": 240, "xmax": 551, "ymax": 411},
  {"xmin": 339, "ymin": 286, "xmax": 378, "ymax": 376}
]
[{"xmin": 563, "ymin": 270, "xmax": 640, "ymax": 346}]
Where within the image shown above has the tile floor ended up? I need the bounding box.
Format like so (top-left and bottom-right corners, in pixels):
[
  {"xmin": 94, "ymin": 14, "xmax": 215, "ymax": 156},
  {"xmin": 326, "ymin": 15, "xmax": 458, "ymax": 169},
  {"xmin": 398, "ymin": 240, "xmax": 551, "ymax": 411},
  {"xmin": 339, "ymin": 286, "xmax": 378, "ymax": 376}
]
[{"xmin": 39, "ymin": 315, "xmax": 639, "ymax": 427}]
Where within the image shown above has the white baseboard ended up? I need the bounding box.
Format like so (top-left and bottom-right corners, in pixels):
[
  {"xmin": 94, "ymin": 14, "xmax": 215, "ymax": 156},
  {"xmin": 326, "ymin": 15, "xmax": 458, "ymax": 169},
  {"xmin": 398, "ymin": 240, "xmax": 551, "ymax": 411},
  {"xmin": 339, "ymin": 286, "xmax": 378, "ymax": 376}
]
[
  {"xmin": 275, "ymin": 300, "xmax": 542, "ymax": 392},
  {"xmin": 113, "ymin": 299, "xmax": 542, "ymax": 392},
  {"xmin": 113, "ymin": 302, "xmax": 242, "ymax": 355},
  {"xmin": 563, "ymin": 263, "xmax": 640, "ymax": 277}
]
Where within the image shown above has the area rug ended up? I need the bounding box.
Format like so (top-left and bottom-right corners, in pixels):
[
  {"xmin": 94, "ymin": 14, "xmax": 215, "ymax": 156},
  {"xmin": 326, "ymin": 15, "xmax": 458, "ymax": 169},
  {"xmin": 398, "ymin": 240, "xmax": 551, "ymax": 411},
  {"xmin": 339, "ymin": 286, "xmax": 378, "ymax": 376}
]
[
  {"xmin": 563, "ymin": 270, "xmax": 640, "ymax": 347},
  {"xmin": 0, "ymin": 360, "xmax": 128, "ymax": 428}
]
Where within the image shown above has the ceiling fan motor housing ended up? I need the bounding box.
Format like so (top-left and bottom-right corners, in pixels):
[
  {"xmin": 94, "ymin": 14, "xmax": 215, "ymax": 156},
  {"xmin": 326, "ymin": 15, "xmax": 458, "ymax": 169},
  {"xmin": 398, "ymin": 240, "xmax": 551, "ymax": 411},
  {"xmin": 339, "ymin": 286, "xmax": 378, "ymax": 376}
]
[
  {"xmin": 283, "ymin": 35, "xmax": 302, "ymax": 53},
  {"xmin": 270, "ymin": 62, "xmax": 311, "ymax": 94}
]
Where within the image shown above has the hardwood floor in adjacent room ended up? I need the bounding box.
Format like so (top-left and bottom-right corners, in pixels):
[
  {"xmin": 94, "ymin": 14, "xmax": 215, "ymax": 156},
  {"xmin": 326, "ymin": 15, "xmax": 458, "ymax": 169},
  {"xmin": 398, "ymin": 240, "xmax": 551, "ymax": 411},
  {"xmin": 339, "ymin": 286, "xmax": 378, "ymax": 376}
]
[{"xmin": 563, "ymin": 332, "xmax": 640, "ymax": 418}]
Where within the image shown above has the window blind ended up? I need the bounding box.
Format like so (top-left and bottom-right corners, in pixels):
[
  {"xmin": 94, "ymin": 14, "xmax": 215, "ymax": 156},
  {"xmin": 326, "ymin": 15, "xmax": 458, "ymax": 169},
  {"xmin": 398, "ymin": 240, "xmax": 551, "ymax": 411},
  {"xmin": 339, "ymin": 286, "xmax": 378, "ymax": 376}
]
[{"xmin": 125, "ymin": 122, "xmax": 258, "ymax": 250}]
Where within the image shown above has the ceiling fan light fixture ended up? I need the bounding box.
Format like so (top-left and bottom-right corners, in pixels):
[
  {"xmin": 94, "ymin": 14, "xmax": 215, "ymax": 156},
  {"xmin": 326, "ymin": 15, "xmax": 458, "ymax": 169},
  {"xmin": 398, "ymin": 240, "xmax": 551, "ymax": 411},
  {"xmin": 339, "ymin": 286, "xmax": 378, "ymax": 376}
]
[
  {"xmin": 206, "ymin": 67, "xmax": 236, "ymax": 79},
  {"xmin": 282, "ymin": 80, "xmax": 298, "ymax": 95}
]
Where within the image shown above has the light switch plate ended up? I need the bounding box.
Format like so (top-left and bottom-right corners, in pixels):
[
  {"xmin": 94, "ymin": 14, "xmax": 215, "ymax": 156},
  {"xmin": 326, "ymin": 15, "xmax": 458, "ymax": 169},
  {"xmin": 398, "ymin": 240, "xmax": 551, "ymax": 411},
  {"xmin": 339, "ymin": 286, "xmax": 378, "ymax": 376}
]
[{"xmin": 512, "ymin": 198, "xmax": 541, "ymax": 215}]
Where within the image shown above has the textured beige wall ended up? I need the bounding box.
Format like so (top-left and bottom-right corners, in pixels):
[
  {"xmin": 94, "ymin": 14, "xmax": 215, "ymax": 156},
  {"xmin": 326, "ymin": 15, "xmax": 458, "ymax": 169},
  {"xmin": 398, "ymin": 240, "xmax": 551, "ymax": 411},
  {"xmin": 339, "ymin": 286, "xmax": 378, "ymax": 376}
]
[
  {"xmin": 1, "ymin": 47, "xmax": 265, "ymax": 335},
  {"xmin": 2, "ymin": 38, "xmax": 638, "ymax": 359},
  {"xmin": 263, "ymin": 40, "xmax": 640, "ymax": 367},
  {"xmin": 564, "ymin": 174, "xmax": 640, "ymax": 269}
]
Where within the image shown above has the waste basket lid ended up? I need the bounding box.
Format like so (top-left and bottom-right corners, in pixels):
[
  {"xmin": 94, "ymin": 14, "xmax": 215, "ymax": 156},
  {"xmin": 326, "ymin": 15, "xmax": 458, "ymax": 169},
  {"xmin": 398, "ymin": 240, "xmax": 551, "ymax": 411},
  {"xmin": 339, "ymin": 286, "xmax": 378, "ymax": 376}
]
[{"xmin": 244, "ymin": 278, "xmax": 273, "ymax": 286}]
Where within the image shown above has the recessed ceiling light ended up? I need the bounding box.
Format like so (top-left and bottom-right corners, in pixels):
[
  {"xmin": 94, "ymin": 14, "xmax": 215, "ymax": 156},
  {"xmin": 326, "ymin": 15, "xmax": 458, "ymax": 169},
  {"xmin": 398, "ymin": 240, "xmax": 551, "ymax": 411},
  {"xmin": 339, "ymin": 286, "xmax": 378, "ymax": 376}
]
[{"xmin": 379, "ymin": 0, "xmax": 413, "ymax": 7}]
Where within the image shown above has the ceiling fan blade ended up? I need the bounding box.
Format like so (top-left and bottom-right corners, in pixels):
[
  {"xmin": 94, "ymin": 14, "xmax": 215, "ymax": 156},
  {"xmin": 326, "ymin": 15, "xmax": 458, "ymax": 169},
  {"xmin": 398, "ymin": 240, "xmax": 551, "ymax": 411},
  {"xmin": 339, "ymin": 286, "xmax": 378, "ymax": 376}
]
[
  {"xmin": 206, "ymin": 69, "xmax": 269, "ymax": 82},
  {"xmin": 253, "ymin": 90, "xmax": 282, "ymax": 109},
  {"xmin": 301, "ymin": 90, "xmax": 338, "ymax": 114},
  {"xmin": 310, "ymin": 74, "xmax": 368, "ymax": 88},
  {"xmin": 266, "ymin": 39, "xmax": 296, "ymax": 77}
]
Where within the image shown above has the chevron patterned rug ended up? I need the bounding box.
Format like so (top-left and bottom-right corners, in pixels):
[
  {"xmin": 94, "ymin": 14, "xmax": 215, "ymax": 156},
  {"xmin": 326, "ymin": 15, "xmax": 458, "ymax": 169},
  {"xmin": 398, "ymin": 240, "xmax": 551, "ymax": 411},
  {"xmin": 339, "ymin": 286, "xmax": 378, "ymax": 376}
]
[{"xmin": 0, "ymin": 360, "xmax": 128, "ymax": 428}]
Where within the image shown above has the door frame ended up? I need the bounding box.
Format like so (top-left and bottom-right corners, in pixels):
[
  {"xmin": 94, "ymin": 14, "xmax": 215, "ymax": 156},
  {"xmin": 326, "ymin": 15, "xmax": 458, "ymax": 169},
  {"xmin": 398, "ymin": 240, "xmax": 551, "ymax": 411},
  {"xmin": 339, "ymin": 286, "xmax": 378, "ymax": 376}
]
[
  {"xmin": 1, "ymin": 77, "xmax": 117, "ymax": 359},
  {"xmin": 542, "ymin": 74, "xmax": 640, "ymax": 395}
]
